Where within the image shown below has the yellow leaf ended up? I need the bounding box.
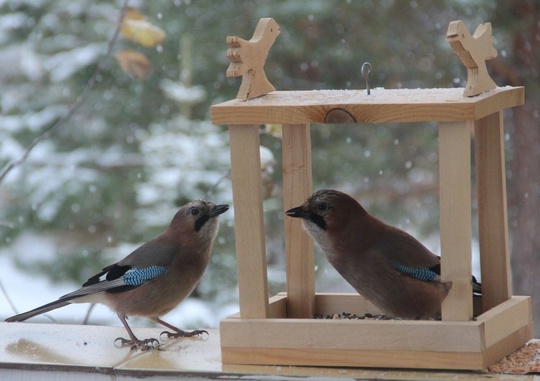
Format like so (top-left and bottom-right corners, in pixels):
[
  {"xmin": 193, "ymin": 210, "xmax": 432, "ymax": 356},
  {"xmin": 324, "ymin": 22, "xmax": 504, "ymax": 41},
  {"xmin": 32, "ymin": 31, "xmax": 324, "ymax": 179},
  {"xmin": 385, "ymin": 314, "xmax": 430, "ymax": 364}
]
[
  {"xmin": 121, "ymin": 8, "xmax": 165, "ymax": 47},
  {"xmin": 123, "ymin": 7, "xmax": 145, "ymax": 21},
  {"xmin": 263, "ymin": 124, "xmax": 283, "ymax": 139},
  {"xmin": 115, "ymin": 50, "xmax": 150, "ymax": 79}
]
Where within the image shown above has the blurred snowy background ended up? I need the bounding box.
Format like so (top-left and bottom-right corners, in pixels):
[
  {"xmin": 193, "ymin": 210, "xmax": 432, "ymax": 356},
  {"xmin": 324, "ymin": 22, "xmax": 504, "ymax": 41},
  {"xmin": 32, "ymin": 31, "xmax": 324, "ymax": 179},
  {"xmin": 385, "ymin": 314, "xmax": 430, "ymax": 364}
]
[{"xmin": 0, "ymin": 0, "xmax": 538, "ymax": 334}]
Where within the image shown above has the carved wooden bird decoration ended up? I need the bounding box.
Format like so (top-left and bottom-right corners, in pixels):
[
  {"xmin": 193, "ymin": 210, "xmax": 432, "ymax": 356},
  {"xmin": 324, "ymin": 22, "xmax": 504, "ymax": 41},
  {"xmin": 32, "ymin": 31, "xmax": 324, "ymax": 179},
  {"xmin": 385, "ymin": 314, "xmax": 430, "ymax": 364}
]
[
  {"xmin": 226, "ymin": 18, "xmax": 280, "ymax": 100},
  {"xmin": 447, "ymin": 21, "xmax": 497, "ymax": 97}
]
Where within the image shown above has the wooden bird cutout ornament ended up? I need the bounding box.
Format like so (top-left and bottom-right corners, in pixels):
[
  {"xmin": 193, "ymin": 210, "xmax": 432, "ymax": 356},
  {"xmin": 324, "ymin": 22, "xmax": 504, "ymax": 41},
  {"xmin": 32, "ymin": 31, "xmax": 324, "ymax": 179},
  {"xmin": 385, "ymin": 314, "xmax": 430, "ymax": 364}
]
[
  {"xmin": 226, "ymin": 18, "xmax": 280, "ymax": 100},
  {"xmin": 447, "ymin": 20, "xmax": 498, "ymax": 97}
]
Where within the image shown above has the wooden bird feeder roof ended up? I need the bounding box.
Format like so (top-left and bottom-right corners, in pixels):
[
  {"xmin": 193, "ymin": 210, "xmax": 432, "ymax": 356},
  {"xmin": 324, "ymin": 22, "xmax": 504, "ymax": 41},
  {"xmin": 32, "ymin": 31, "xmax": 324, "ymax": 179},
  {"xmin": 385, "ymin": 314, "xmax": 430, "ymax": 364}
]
[{"xmin": 212, "ymin": 86, "xmax": 523, "ymax": 125}]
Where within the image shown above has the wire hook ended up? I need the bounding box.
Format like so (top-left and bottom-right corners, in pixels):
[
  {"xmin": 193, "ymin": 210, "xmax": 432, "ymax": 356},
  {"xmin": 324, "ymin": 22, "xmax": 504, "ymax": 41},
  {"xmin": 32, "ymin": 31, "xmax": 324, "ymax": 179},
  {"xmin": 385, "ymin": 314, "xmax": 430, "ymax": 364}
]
[{"xmin": 361, "ymin": 62, "xmax": 372, "ymax": 95}]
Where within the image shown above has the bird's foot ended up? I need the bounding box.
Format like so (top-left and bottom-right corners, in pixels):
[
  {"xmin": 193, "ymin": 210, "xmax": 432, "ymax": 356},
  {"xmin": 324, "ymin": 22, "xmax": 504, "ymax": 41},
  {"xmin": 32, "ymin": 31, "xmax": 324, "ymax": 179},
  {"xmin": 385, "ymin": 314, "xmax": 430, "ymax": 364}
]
[
  {"xmin": 160, "ymin": 329, "xmax": 208, "ymax": 340},
  {"xmin": 114, "ymin": 336, "xmax": 160, "ymax": 350}
]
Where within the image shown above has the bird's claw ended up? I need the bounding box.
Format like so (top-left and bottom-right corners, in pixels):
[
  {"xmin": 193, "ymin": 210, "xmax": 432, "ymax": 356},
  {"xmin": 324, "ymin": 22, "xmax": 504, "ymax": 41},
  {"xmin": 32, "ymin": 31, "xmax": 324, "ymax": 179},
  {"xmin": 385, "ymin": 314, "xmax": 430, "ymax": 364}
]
[
  {"xmin": 160, "ymin": 329, "xmax": 208, "ymax": 340},
  {"xmin": 114, "ymin": 336, "xmax": 160, "ymax": 350}
]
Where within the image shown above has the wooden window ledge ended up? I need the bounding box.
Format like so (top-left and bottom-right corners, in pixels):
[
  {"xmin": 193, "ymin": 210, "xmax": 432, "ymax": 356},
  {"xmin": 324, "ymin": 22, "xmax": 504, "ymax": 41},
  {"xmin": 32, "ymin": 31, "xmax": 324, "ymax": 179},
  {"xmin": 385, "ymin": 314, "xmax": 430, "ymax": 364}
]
[{"xmin": 0, "ymin": 322, "xmax": 535, "ymax": 380}]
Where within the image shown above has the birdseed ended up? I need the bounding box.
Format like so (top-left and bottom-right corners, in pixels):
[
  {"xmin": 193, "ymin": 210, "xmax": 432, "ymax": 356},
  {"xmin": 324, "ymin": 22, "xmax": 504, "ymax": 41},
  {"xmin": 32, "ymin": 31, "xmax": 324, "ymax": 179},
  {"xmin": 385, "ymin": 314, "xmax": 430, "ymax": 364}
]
[
  {"xmin": 312, "ymin": 312, "xmax": 442, "ymax": 320},
  {"xmin": 488, "ymin": 340, "xmax": 540, "ymax": 374},
  {"xmin": 313, "ymin": 312, "xmax": 397, "ymax": 320}
]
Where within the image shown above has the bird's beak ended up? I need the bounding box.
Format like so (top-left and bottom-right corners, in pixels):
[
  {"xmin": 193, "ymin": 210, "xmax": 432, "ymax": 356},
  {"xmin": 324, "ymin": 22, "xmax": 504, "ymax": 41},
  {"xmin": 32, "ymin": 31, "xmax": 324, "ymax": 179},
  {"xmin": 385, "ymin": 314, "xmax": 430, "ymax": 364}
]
[
  {"xmin": 285, "ymin": 206, "xmax": 306, "ymax": 219},
  {"xmin": 208, "ymin": 204, "xmax": 229, "ymax": 217}
]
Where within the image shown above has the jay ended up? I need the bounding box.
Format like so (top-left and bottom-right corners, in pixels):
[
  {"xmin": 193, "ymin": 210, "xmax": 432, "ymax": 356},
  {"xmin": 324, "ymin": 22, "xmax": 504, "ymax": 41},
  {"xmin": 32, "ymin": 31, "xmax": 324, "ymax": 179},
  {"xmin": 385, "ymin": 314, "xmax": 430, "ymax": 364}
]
[
  {"xmin": 5, "ymin": 200, "xmax": 229, "ymax": 347},
  {"xmin": 286, "ymin": 189, "xmax": 481, "ymax": 319}
]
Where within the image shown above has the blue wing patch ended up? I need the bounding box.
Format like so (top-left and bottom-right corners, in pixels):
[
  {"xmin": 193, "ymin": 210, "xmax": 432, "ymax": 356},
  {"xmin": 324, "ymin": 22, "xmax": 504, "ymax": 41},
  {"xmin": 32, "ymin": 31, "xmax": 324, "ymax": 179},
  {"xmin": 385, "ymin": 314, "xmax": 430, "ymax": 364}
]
[
  {"xmin": 393, "ymin": 263, "xmax": 440, "ymax": 282},
  {"xmin": 124, "ymin": 266, "xmax": 168, "ymax": 286}
]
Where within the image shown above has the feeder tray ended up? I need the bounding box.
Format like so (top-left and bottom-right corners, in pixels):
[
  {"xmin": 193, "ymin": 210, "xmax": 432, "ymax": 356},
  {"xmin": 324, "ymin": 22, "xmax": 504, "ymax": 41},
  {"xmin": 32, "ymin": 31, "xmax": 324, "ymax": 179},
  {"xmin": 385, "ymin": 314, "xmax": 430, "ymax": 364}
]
[{"xmin": 211, "ymin": 18, "xmax": 533, "ymax": 370}]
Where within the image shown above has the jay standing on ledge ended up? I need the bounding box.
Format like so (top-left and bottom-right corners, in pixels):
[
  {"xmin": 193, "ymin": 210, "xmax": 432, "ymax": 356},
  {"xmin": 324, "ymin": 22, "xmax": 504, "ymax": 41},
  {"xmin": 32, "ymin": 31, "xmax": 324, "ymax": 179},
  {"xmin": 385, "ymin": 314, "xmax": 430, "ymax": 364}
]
[
  {"xmin": 6, "ymin": 200, "xmax": 229, "ymax": 348},
  {"xmin": 286, "ymin": 189, "xmax": 481, "ymax": 320}
]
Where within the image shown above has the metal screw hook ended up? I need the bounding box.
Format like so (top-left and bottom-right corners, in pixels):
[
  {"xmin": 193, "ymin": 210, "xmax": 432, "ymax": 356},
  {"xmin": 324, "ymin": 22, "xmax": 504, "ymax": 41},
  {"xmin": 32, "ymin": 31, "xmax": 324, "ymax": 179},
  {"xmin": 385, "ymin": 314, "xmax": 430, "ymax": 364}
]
[{"xmin": 361, "ymin": 62, "xmax": 372, "ymax": 95}]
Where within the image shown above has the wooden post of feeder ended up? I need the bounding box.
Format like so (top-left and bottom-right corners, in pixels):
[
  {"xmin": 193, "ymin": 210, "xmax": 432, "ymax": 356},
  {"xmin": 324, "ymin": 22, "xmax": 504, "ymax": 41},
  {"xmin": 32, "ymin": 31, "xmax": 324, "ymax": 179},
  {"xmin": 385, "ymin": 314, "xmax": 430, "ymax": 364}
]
[
  {"xmin": 213, "ymin": 19, "xmax": 533, "ymax": 370},
  {"xmin": 225, "ymin": 18, "xmax": 316, "ymax": 318},
  {"xmin": 439, "ymin": 121, "xmax": 474, "ymax": 321},
  {"xmin": 228, "ymin": 124, "xmax": 270, "ymax": 318},
  {"xmin": 444, "ymin": 20, "xmax": 511, "ymax": 316},
  {"xmin": 225, "ymin": 18, "xmax": 281, "ymax": 319},
  {"xmin": 282, "ymin": 124, "xmax": 315, "ymax": 318},
  {"xmin": 474, "ymin": 111, "xmax": 512, "ymax": 312}
]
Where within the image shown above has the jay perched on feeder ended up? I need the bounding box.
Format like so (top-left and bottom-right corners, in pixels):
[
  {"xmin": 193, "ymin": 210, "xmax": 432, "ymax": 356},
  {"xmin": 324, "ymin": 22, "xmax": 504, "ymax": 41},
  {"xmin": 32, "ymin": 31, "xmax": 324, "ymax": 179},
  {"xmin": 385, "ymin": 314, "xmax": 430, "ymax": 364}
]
[
  {"xmin": 6, "ymin": 200, "xmax": 229, "ymax": 348},
  {"xmin": 286, "ymin": 189, "xmax": 481, "ymax": 319}
]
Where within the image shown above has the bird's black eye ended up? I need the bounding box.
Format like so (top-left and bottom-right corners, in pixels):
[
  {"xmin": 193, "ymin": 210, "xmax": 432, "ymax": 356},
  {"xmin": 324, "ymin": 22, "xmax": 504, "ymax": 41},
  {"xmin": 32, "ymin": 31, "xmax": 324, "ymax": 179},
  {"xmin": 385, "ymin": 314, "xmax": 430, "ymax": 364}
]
[
  {"xmin": 317, "ymin": 202, "xmax": 328, "ymax": 212},
  {"xmin": 189, "ymin": 207, "xmax": 201, "ymax": 216}
]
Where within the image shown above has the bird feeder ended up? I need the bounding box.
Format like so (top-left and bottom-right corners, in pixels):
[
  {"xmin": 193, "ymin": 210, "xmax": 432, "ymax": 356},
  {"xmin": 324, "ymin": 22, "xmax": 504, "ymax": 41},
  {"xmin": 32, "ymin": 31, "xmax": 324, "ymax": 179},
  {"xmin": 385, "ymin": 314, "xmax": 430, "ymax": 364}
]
[{"xmin": 211, "ymin": 18, "xmax": 533, "ymax": 370}]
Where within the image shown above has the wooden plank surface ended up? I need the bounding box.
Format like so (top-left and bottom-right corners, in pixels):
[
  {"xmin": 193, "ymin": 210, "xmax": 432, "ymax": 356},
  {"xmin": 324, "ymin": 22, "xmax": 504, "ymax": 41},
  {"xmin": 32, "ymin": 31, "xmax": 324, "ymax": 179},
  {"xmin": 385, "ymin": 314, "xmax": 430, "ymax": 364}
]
[
  {"xmin": 221, "ymin": 347, "xmax": 485, "ymax": 370},
  {"xmin": 482, "ymin": 323, "xmax": 534, "ymax": 370},
  {"xmin": 225, "ymin": 294, "xmax": 288, "ymax": 319},
  {"xmin": 220, "ymin": 295, "xmax": 532, "ymax": 370},
  {"xmin": 228, "ymin": 125, "xmax": 269, "ymax": 318},
  {"xmin": 221, "ymin": 318, "xmax": 483, "ymax": 352},
  {"xmin": 474, "ymin": 112, "xmax": 512, "ymax": 312},
  {"xmin": 313, "ymin": 292, "xmax": 384, "ymax": 315},
  {"xmin": 439, "ymin": 121, "xmax": 473, "ymax": 321},
  {"xmin": 478, "ymin": 296, "xmax": 533, "ymax": 348},
  {"xmin": 0, "ymin": 321, "xmax": 534, "ymax": 379},
  {"xmin": 282, "ymin": 124, "xmax": 315, "ymax": 318},
  {"xmin": 211, "ymin": 87, "xmax": 524, "ymax": 125}
]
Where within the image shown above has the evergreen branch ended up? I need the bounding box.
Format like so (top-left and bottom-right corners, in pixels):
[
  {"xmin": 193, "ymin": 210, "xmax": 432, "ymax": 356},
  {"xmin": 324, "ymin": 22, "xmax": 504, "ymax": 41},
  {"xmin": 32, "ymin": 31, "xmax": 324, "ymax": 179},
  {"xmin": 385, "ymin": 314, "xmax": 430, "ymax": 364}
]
[{"xmin": 0, "ymin": 0, "xmax": 129, "ymax": 186}]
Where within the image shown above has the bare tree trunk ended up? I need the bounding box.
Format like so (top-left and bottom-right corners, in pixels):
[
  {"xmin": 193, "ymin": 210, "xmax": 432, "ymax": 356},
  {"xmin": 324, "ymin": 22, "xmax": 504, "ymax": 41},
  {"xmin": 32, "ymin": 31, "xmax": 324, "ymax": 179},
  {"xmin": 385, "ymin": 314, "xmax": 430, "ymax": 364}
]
[{"xmin": 505, "ymin": 0, "xmax": 540, "ymax": 337}]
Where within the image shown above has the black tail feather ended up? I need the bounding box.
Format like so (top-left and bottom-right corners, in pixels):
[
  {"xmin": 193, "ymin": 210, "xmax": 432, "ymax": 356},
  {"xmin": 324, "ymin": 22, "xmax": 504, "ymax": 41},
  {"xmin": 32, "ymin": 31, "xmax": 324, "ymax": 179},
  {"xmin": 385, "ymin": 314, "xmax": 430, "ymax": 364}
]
[
  {"xmin": 5, "ymin": 299, "xmax": 72, "ymax": 322},
  {"xmin": 472, "ymin": 275, "xmax": 482, "ymax": 296}
]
